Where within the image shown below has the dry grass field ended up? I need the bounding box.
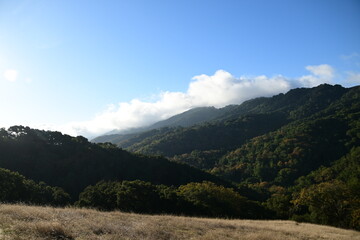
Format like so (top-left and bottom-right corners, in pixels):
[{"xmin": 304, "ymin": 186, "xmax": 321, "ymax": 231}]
[{"xmin": 0, "ymin": 204, "xmax": 359, "ymax": 240}]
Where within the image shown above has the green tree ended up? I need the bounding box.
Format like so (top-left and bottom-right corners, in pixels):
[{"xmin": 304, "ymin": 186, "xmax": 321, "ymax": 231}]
[
  {"xmin": 177, "ymin": 181, "xmax": 262, "ymax": 218},
  {"xmin": 76, "ymin": 181, "xmax": 118, "ymax": 210},
  {"xmin": 116, "ymin": 180, "xmax": 162, "ymax": 213},
  {"xmin": 293, "ymin": 180, "xmax": 358, "ymax": 228},
  {"xmin": 266, "ymin": 193, "xmax": 292, "ymax": 219}
]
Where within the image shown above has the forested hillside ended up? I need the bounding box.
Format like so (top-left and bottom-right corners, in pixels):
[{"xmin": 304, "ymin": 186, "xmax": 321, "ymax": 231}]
[
  {"xmin": 213, "ymin": 85, "xmax": 360, "ymax": 184},
  {"xmin": 0, "ymin": 126, "xmax": 228, "ymax": 199},
  {"xmin": 0, "ymin": 168, "xmax": 70, "ymax": 205}
]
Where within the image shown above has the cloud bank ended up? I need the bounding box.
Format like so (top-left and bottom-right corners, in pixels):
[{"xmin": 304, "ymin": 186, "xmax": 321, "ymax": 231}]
[{"xmin": 54, "ymin": 64, "xmax": 337, "ymax": 138}]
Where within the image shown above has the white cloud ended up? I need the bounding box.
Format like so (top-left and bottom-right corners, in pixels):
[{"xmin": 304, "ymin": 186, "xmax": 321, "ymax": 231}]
[
  {"xmin": 299, "ymin": 64, "xmax": 334, "ymax": 87},
  {"xmin": 52, "ymin": 65, "xmax": 336, "ymax": 138},
  {"xmin": 188, "ymin": 70, "xmax": 290, "ymax": 107},
  {"xmin": 306, "ymin": 64, "xmax": 334, "ymax": 78},
  {"xmin": 3, "ymin": 69, "xmax": 18, "ymax": 82}
]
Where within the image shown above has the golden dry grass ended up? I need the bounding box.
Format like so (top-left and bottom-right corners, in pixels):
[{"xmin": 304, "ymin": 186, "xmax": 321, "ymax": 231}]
[{"xmin": 0, "ymin": 204, "xmax": 359, "ymax": 240}]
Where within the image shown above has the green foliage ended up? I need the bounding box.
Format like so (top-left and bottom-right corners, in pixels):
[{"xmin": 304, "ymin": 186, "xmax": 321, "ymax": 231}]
[
  {"xmin": 76, "ymin": 180, "xmax": 267, "ymax": 219},
  {"xmin": 125, "ymin": 112, "xmax": 289, "ymax": 157},
  {"xmin": 264, "ymin": 185, "xmax": 292, "ymax": 219},
  {"xmin": 289, "ymin": 147, "xmax": 360, "ymax": 229},
  {"xmin": 293, "ymin": 181, "xmax": 359, "ymax": 229},
  {"xmin": 177, "ymin": 181, "xmax": 267, "ymax": 218},
  {"xmin": 76, "ymin": 180, "xmax": 186, "ymax": 214},
  {"xmin": 0, "ymin": 168, "xmax": 70, "ymax": 206},
  {"xmin": 171, "ymin": 149, "xmax": 225, "ymax": 170},
  {"xmin": 116, "ymin": 180, "xmax": 163, "ymax": 213},
  {"xmin": 213, "ymin": 85, "xmax": 360, "ymax": 186},
  {"xmin": 76, "ymin": 181, "xmax": 118, "ymax": 210},
  {"xmin": 214, "ymin": 115, "xmax": 350, "ymax": 184},
  {"xmin": 293, "ymin": 147, "xmax": 360, "ymax": 191}
]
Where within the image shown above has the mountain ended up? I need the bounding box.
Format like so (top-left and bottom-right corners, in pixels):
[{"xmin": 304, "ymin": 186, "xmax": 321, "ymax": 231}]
[
  {"xmin": 95, "ymin": 84, "xmax": 352, "ymax": 159},
  {"xmin": 95, "ymin": 83, "xmax": 348, "ymax": 144}
]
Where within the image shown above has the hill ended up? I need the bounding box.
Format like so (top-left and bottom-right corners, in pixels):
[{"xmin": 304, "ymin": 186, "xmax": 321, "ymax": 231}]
[
  {"xmin": 1, "ymin": 204, "xmax": 359, "ymax": 240},
  {"xmin": 0, "ymin": 126, "xmax": 228, "ymax": 199}
]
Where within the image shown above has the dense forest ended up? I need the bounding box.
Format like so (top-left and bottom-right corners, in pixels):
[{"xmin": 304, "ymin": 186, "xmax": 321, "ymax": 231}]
[{"xmin": 0, "ymin": 84, "xmax": 359, "ymax": 230}]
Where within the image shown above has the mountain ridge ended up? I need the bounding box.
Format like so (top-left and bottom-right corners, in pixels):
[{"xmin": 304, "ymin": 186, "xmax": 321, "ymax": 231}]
[{"xmin": 93, "ymin": 84, "xmax": 352, "ymax": 156}]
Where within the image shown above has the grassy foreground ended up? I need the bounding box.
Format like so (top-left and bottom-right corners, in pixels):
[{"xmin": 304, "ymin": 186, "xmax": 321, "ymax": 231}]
[{"xmin": 0, "ymin": 204, "xmax": 359, "ymax": 240}]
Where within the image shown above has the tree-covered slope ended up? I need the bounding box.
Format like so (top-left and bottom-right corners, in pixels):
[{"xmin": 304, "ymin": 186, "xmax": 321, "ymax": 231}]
[
  {"xmin": 265, "ymin": 146, "xmax": 360, "ymax": 230},
  {"xmin": 0, "ymin": 167, "xmax": 70, "ymax": 206},
  {"xmin": 211, "ymin": 85, "xmax": 360, "ymax": 185},
  {"xmin": 0, "ymin": 126, "xmax": 229, "ymax": 199},
  {"xmin": 126, "ymin": 111, "xmax": 289, "ymax": 157}
]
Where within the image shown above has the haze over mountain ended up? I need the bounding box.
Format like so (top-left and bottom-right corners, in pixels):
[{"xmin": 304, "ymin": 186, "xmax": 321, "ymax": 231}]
[{"xmin": 93, "ymin": 106, "xmax": 224, "ymax": 141}]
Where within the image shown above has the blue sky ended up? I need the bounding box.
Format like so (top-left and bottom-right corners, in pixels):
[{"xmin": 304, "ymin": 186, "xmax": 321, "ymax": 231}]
[{"xmin": 0, "ymin": 0, "xmax": 359, "ymax": 137}]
